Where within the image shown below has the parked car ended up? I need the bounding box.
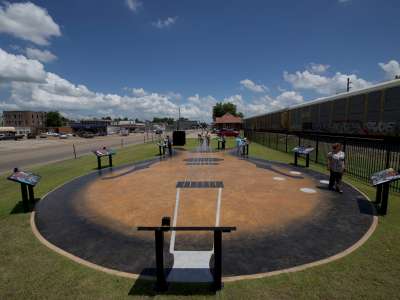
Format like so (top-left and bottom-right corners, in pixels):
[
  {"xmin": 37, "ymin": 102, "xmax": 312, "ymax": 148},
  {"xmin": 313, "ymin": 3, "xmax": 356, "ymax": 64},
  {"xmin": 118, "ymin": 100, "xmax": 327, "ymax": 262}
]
[
  {"xmin": 40, "ymin": 133, "xmax": 48, "ymax": 138},
  {"xmin": 217, "ymin": 128, "xmax": 239, "ymax": 137},
  {"xmin": 82, "ymin": 132, "xmax": 95, "ymax": 138},
  {"xmin": 27, "ymin": 133, "xmax": 36, "ymax": 139},
  {"xmin": 59, "ymin": 134, "xmax": 68, "ymax": 139}
]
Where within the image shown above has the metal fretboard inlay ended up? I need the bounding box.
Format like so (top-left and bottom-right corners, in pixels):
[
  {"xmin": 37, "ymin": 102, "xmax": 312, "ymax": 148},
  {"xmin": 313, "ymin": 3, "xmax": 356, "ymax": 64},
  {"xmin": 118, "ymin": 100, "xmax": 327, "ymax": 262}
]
[{"xmin": 176, "ymin": 181, "xmax": 224, "ymax": 188}]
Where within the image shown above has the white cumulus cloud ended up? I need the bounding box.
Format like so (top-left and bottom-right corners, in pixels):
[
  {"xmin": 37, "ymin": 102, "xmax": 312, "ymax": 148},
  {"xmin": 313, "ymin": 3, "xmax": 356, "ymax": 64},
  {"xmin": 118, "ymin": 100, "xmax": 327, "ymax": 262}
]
[
  {"xmin": 152, "ymin": 17, "xmax": 178, "ymax": 29},
  {"xmin": 308, "ymin": 63, "xmax": 330, "ymax": 74},
  {"xmin": 0, "ymin": 48, "xmax": 46, "ymax": 83},
  {"xmin": 125, "ymin": 0, "xmax": 142, "ymax": 12},
  {"xmin": 26, "ymin": 48, "xmax": 57, "ymax": 63},
  {"xmin": 379, "ymin": 60, "xmax": 400, "ymax": 79},
  {"xmin": 283, "ymin": 69, "xmax": 371, "ymax": 95},
  {"xmin": 0, "ymin": 2, "xmax": 61, "ymax": 45},
  {"xmin": 240, "ymin": 79, "xmax": 267, "ymax": 93}
]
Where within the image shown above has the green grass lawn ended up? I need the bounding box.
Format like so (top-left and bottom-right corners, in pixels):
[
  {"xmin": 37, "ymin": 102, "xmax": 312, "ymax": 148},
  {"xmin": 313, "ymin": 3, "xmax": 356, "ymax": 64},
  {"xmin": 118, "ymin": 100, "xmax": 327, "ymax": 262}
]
[{"xmin": 0, "ymin": 139, "xmax": 399, "ymax": 299}]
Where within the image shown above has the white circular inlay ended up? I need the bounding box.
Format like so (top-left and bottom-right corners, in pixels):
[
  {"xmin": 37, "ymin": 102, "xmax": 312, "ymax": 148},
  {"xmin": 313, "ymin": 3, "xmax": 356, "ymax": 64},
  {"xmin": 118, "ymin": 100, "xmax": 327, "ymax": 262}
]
[
  {"xmin": 273, "ymin": 177, "xmax": 285, "ymax": 181},
  {"xmin": 300, "ymin": 187, "xmax": 317, "ymax": 194},
  {"xmin": 320, "ymin": 180, "xmax": 330, "ymax": 185},
  {"xmin": 290, "ymin": 171, "xmax": 302, "ymax": 175}
]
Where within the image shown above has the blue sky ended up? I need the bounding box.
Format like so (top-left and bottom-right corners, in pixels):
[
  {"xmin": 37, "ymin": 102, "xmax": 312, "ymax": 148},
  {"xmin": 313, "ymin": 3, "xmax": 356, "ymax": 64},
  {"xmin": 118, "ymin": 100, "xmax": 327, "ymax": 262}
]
[{"xmin": 0, "ymin": 0, "xmax": 399, "ymax": 121}]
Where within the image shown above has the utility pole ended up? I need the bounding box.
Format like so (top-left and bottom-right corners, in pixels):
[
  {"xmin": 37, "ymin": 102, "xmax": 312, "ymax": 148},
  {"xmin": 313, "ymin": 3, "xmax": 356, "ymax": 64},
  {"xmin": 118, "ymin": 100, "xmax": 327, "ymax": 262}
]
[
  {"xmin": 177, "ymin": 107, "xmax": 181, "ymax": 130},
  {"xmin": 346, "ymin": 77, "xmax": 352, "ymax": 92}
]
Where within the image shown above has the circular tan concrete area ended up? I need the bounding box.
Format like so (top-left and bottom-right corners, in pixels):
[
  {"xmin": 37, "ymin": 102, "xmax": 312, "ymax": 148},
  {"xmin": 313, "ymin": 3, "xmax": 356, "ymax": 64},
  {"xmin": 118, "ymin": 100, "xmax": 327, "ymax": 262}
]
[
  {"xmin": 34, "ymin": 150, "xmax": 375, "ymax": 277},
  {"xmin": 79, "ymin": 152, "xmax": 320, "ymax": 238}
]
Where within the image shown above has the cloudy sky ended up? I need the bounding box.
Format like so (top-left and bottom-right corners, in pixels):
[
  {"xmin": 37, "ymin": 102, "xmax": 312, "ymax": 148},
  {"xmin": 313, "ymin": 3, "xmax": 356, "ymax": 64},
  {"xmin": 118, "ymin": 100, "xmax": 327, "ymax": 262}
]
[{"xmin": 0, "ymin": 0, "xmax": 399, "ymax": 121}]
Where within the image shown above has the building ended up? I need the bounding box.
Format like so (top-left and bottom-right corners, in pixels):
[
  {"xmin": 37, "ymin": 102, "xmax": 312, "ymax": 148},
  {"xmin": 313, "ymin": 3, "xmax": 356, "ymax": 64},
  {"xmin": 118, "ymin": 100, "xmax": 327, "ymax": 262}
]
[
  {"xmin": 70, "ymin": 119, "xmax": 111, "ymax": 135},
  {"xmin": 214, "ymin": 113, "xmax": 243, "ymax": 130},
  {"xmin": 2, "ymin": 111, "xmax": 47, "ymax": 135},
  {"xmin": 176, "ymin": 118, "xmax": 200, "ymax": 130},
  {"xmin": 111, "ymin": 120, "xmax": 146, "ymax": 133}
]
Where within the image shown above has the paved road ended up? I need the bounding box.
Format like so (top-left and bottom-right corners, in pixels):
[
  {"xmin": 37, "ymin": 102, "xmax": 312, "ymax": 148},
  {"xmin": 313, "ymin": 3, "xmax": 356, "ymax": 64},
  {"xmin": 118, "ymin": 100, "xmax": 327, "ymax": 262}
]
[
  {"xmin": 0, "ymin": 130, "xmax": 203, "ymax": 174},
  {"xmin": 0, "ymin": 133, "xmax": 153, "ymax": 174}
]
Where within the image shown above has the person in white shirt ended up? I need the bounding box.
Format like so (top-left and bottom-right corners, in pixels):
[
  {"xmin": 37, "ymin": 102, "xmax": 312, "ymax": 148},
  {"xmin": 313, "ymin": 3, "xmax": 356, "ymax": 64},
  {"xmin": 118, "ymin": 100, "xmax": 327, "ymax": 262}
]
[{"xmin": 327, "ymin": 143, "xmax": 345, "ymax": 193}]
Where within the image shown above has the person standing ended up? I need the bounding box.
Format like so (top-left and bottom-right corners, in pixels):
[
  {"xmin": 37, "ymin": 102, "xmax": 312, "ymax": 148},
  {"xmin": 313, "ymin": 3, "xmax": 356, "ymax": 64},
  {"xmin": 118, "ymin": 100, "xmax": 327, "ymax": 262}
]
[
  {"xmin": 327, "ymin": 143, "xmax": 345, "ymax": 193},
  {"xmin": 221, "ymin": 134, "xmax": 226, "ymax": 150},
  {"xmin": 166, "ymin": 135, "xmax": 172, "ymax": 156},
  {"xmin": 205, "ymin": 131, "xmax": 211, "ymax": 147},
  {"xmin": 235, "ymin": 136, "xmax": 241, "ymax": 155}
]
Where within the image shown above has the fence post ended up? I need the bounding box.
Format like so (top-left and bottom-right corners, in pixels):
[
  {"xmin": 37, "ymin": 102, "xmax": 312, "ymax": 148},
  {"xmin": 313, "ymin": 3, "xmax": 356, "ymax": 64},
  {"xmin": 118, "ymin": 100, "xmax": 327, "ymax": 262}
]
[
  {"xmin": 72, "ymin": 144, "xmax": 77, "ymax": 159},
  {"xmin": 315, "ymin": 136, "xmax": 319, "ymax": 163},
  {"xmin": 276, "ymin": 133, "xmax": 279, "ymax": 150},
  {"xmin": 285, "ymin": 134, "xmax": 288, "ymax": 153},
  {"xmin": 385, "ymin": 140, "xmax": 391, "ymax": 169},
  {"xmin": 342, "ymin": 136, "xmax": 347, "ymax": 152}
]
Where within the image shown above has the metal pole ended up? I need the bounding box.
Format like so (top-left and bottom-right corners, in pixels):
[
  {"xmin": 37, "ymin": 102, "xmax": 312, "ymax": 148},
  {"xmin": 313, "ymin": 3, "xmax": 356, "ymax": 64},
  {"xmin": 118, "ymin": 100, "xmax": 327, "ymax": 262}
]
[
  {"xmin": 20, "ymin": 183, "xmax": 29, "ymax": 212},
  {"xmin": 73, "ymin": 144, "xmax": 77, "ymax": 159},
  {"xmin": 213, "ymin": 229, "xmax": 222, "ymax": 290},
  {"xmin": 380, "ymin": 183, "xmax": 390, "ymax": 215},
  {"xmin": 28, "ymin": 185, "xmax": 35, "ymax": 204},
  {"xmin": 97, "ymin": 157, "xmax": 101, "ymax": 170},
  {"xmin": 376, "ymin": 184, "xmax": 382, "ymax": 204},
  {"xmin": 347, "ymin": 77, "xmax": 352, "ymax": 92},
  {"xmin": 155, "ymin": 229, "xmax": 167, "ymax": 291}
]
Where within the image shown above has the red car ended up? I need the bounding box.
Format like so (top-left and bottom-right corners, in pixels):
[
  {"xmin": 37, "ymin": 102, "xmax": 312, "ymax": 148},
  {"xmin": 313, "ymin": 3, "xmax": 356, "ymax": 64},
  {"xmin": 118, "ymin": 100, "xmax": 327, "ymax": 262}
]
[{"xmin": 217, "ymin": 128, "xmax": 239, "ymax": 137}]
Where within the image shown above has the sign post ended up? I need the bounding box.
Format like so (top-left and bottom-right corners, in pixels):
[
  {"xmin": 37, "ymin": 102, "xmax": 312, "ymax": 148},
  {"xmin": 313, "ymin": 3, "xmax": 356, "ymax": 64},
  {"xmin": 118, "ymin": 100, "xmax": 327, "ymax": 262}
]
[
  {"xmin": 7, "ymin": 169, "xmax": 41, "ymax": 212},
  {"xmin": 371, "ymin": 168, "xmax": 400, "ymax": 215},
  {"xmin": 292, "ymin": 146, "xmax": 314, "ymax": 167},
  {"xmin": 93, "ymin": 147, "xmax": 116, "ymax": 170},
  {"xmin": 137, "ymin": 219, "xmax": 236, "ymax": 292}
]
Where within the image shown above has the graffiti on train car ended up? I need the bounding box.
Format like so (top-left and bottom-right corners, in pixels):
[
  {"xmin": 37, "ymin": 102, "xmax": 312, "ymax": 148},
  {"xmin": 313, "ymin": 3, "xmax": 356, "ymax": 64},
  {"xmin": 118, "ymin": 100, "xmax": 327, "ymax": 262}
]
[{"xmin": 315, "ymin": 120, "xmax": 397, "ymax": 135}]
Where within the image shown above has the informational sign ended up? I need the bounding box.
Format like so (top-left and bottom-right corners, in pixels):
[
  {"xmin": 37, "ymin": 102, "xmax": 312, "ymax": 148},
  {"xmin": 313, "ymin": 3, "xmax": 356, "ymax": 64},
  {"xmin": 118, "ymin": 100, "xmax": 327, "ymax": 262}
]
[
  {"xmin": 7, "ymin": 171, "xmax": 41, "ymax": 186},
  {"xmin": 292, "ymin": 146, "xmax": 314, "ymax": 155},
  {"xmin": 371, "ymin": 168, "xmax": 400, "ymax": 186},
  {"xmin": 93, "ymin": 148, "xmax": 115, "ymax": 157}
]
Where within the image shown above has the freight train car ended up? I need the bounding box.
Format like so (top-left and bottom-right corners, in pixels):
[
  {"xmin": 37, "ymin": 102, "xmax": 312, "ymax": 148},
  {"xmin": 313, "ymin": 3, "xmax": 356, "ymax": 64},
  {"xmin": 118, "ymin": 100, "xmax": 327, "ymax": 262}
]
[{"xmin": 244, "ymin": 79, "xmax": 400, "ymax": 137}]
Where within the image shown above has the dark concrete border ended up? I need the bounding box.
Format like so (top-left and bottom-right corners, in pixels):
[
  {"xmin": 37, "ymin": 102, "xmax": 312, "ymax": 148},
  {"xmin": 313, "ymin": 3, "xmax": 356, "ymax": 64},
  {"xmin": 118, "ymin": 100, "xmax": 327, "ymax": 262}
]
[{"xmin": 32, "ymin": 155, "xmax": 377, "ymax": 281}]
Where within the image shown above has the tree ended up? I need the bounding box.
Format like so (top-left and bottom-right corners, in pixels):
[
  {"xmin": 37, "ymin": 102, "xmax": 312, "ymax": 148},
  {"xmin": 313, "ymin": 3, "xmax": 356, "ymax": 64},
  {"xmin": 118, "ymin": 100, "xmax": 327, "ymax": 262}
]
[
  {"xmin": 152, "ymin": 117, "xmax": 175, "ymax": 125},
  {"xmin": 46, "ymin": 111, "xmax": 65, "ymax": 127},
  {"xmin": 212, "ymin": 102, "xmax": 243, "ymax": 120}
]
